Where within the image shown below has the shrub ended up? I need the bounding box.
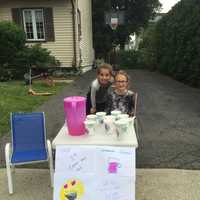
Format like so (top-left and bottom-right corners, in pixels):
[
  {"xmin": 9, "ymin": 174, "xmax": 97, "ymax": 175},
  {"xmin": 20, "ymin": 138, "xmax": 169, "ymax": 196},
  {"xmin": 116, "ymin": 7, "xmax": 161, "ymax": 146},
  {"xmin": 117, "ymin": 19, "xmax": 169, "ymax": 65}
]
[
  {"xmin": 153, "ymin": 0, "xmax": 200, "ymax": 87},
  {"xmin": 138, "ymin": 24, "xmax": 159, "ymax": 70},
  {"xmin": 0, "ymin": 21, "xmax": 26, "ymax": 66},
  {"xmin": 113, "ymin": 50, "xmax": 143, "ymax": 69},
  {"xmin": 0, "ymin": 21, "xmax": 60, "ymax": 80},
  {"xmin": 0, "ymin": 21, "xmax": 26, "ymax": 80}
]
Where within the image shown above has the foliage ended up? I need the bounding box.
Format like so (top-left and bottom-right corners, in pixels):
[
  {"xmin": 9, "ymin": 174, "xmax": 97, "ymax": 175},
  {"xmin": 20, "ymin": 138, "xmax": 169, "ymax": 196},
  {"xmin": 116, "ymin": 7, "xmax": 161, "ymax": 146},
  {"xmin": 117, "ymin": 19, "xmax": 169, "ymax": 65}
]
[
  {"xmin": 0, "ymin": 21, "xmax": 26, "ymax": 66},
  {"xmin": 0, "ymin": 21, "xmax": 60, "ymax": 81},
  {"xmin": 92, "ymin": 0, "xmax": 161, "ymax": 58},
  {"xmin": 138, "ymin": 24, "xmax": 158, "ymax": 70},
  {"xmin": 0, "ymin": 21, "xmax": 26, "ymax": 81},
  {"xmin": 149, "ymin": 0, "xmax": 200, "ymax": 87},
  {"xmin": 22, "ymin": 44, "xmax": 60, "ymax": 69},
  {"xmin": 115, "ymin": 50, "xmax": 143, "ymax": 69},
  {"xmin": 0, "ymin": 81, "xmax": 67, "ymax": 136}
]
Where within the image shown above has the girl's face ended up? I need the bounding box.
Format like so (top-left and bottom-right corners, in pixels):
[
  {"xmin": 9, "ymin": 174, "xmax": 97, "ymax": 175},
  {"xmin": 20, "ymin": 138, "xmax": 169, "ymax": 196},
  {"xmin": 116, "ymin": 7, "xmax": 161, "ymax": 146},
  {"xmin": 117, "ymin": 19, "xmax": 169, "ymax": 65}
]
[
  {"xmin": 97, "ymin": 68, "xmax": 111, "ymax": 85},
  {"xmin": 115, "ymin": 74, "xmax": 128, "ymax": 93}
]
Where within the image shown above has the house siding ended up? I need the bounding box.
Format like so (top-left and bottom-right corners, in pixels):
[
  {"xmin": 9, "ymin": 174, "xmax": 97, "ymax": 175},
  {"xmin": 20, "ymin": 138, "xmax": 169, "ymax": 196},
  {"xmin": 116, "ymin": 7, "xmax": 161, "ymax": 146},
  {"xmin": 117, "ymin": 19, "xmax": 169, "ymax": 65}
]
[
  {"xmin": 0, "ymin": 0, "xmax": 74, "ymax": 68},
  {"xmin": 78, "ymin": 0, "xmax": 94, "ymax": 68}
]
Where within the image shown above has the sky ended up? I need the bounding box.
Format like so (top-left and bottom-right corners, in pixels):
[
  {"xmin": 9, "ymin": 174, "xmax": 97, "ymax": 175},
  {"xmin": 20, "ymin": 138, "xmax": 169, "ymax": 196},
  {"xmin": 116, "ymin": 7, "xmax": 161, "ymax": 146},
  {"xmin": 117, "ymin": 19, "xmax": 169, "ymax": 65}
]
[{"xmin": 159, "ymin": 0, "xmax": 181, "ymax": 13}]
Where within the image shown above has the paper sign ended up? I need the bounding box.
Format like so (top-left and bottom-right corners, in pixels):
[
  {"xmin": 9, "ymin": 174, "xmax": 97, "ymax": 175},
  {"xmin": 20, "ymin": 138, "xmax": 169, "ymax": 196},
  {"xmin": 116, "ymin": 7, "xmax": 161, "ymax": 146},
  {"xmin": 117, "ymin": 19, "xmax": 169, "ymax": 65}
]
[{"xmin": 54, "ymin": 145, "xmax": 136, "ymax": 200}]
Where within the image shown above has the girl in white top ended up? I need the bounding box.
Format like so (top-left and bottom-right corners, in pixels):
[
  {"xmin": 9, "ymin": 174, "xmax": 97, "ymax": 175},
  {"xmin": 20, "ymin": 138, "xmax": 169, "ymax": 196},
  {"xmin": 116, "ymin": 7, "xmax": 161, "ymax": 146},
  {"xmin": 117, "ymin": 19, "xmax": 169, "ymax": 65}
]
[{"xmin": 86, "ymin": 63, "xmax": 113, "ymax": 114}]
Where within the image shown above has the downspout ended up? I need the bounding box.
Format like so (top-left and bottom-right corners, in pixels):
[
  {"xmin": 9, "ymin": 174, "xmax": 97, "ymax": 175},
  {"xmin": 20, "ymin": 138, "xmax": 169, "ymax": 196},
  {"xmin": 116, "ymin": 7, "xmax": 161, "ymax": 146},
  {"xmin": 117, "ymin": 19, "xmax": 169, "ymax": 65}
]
[{"xmin": 70, "ymin": 0, "xmax": 78, "ymax": 69}]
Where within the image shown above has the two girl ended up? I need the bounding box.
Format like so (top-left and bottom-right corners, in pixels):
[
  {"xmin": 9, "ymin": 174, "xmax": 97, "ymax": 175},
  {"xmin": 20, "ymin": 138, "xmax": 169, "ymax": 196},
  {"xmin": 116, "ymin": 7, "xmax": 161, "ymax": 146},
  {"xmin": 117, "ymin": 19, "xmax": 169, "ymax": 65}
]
[{"xmin": 86, "ymin": 64, "xmax": 136, "ymax": 116}]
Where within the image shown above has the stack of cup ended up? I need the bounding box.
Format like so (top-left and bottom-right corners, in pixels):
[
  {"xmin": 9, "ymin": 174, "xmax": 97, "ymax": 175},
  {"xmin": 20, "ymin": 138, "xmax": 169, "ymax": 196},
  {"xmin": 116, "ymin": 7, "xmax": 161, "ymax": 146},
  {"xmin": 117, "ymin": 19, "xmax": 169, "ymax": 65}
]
[
  {"xmin": 84, "ymin": 114, "xmax": 97, "ymax": 135},
  {"xmin": 111, "ymin": 110, "xmax": 122, "ymax": 120},
  {"xmin": 104, "ymin": 115, "xmax": 116, "ymax": 135},
  {"xmin": 96, "ymin": 112, "xmax": 106, "ymax": 124},
  {"xmin": 114, "ymin": 118, "xmax": 129, "ymax": 140},
  {"xmin": 117, "ymin": 114, "xmax": 129, "ymax": 120}
]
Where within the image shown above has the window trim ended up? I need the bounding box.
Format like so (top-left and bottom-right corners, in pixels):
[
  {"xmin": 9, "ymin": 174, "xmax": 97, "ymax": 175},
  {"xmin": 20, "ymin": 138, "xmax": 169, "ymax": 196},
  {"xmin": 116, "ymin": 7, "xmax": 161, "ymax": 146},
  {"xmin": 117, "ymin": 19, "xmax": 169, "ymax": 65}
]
[{"xmin": 22, "ymin": 8, "xmax": 46, "ymax": 42}]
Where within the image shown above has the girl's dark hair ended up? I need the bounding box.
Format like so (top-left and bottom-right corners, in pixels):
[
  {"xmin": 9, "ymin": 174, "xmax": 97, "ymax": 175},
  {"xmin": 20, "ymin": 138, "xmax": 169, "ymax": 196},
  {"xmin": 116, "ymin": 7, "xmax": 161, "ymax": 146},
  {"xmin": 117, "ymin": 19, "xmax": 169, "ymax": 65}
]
[
  {"xmin": 114, "ymin": 70, "xmax": 130, "ymax": 82},
  {"xmin": 97, "ymin": 63, "xmax": 113, "ymax": 75}
]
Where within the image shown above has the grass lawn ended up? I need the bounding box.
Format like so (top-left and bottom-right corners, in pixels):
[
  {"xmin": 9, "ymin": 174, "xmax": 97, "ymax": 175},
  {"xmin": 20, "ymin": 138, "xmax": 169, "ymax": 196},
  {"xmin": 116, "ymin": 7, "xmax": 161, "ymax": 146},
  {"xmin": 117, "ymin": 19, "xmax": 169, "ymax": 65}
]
[{"xmin": 0, "ymin": 80, "xmax": 67, "ymax": 137}]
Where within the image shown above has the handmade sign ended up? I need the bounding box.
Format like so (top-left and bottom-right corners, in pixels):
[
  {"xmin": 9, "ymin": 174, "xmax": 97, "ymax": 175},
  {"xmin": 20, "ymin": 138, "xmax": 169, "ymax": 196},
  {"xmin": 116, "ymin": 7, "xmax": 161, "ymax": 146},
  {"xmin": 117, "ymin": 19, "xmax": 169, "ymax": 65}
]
[{"xmin": 54, "ymin": 145, "xmax": 135, "ymax": 200}]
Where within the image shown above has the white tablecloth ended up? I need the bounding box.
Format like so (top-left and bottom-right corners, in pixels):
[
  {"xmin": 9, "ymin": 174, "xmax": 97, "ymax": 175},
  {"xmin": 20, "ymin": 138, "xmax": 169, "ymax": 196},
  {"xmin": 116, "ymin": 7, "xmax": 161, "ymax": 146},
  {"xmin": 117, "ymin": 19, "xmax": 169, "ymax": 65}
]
[{"xmin": 52, "ymin": 122, "xmax": 138, "ymax": 148}]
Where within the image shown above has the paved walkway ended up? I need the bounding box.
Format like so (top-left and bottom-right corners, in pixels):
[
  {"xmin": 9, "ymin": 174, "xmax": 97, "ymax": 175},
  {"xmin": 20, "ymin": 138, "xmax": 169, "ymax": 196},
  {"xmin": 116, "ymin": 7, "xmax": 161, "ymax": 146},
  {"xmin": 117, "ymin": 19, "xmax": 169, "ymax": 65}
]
[{"xmin": 1, "ymin": 168, "xmax": 200, "ymax": 200}]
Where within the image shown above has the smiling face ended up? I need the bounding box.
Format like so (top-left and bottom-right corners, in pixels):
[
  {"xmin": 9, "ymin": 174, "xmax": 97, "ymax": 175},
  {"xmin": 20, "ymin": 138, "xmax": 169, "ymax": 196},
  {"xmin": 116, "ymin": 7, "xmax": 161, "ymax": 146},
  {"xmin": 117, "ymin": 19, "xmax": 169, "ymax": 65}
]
[
  {"xmin": 97, "ymin": 68, "xmax": 112, "ymax": 86},
  {"xmin": 60, "ymin": 179, "xmax": 84, "ymax": 200},
  {"xmin": 115, "ymin": 74, "xmax": 128, "ymax": 94}
]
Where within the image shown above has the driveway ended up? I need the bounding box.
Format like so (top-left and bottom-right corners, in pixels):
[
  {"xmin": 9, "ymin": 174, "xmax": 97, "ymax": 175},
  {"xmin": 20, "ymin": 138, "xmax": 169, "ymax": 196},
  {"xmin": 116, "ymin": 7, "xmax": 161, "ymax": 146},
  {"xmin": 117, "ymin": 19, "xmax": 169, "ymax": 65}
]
[{"xmin": 1, "ymin": 69, "xmax": 200, "ymax": 169}]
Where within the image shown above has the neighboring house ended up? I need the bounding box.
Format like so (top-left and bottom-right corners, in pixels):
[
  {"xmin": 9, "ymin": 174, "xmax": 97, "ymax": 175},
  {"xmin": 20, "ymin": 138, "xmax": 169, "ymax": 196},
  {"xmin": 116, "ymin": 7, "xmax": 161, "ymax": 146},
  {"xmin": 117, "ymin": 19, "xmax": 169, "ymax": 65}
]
[{"xmin": 0, "ymin": 0, "xmax": 94, "ymax": 71}]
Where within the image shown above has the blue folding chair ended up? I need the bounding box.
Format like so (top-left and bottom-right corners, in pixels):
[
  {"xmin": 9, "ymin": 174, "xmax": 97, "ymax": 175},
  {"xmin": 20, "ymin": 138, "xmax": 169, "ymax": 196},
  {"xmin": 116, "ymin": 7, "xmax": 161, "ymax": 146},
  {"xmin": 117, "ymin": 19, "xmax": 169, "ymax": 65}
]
[{"xmin": 5, "ymin": 112, "xmax": 54, "ymax": 194}]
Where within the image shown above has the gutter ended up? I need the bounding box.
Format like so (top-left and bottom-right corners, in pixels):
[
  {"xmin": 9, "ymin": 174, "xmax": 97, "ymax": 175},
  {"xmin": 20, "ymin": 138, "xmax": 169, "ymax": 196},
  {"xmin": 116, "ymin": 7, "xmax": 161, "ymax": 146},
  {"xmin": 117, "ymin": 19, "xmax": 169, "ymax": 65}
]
[{"xmin": 70, "ymin": 0, "xmax": 78, "ymax": 68}]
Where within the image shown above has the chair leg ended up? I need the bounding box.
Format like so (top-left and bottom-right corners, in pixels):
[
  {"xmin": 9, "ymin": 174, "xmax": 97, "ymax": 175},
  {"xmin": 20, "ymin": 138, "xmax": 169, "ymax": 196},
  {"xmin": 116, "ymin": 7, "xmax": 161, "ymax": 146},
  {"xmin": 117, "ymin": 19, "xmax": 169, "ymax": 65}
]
[
  {"xmin": 5, "ymin": 143, "xmax": 13, "ymax": 194},
  {"xmin": 47, "ymin": 140, "xmax": 54, "ymax": 187}
]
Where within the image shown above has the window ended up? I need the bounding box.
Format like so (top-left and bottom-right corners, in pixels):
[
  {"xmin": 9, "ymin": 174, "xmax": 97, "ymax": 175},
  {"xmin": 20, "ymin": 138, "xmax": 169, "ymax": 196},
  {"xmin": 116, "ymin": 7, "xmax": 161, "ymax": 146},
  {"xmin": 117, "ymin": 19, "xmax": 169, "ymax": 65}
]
[
  {"xmin": 12, "ymin": 7, "xmax": 55, "ymax": 42},
  {"xmin": 22, "ymin": 9, "xmax": 45, "ymax": 41}
]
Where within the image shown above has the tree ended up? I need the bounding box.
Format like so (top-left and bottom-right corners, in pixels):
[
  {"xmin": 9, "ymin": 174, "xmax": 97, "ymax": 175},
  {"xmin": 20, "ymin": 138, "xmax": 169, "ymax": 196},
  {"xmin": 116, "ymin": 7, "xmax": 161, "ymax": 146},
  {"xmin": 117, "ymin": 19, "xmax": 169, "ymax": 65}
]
[
  {"xmin": 0, "ymin": 21, "xmax": 60, "ymax": 81},
  {"xmin": 144, "ymin": 0, "xmax": 200, "ymax": 87},
  {"xmin": 92, "ymin": 0, "xmax": 161, "ymax": 58}
]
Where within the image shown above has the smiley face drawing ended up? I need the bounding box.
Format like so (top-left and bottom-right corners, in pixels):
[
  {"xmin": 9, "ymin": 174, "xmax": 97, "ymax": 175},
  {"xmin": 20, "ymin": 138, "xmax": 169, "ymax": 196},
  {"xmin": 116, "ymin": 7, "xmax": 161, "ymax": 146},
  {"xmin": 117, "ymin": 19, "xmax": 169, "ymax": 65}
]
[{"xmin": 60, "ymin": 179, "xmax": 84, "ymax": 200}]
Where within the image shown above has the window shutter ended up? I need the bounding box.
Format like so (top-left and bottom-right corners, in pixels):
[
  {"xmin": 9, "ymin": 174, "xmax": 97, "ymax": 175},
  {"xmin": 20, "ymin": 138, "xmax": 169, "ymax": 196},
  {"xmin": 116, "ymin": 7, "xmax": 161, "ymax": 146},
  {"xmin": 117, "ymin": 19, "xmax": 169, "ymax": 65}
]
[
  {"xmin": 11, "ymin": 8, "xmax": 23, "ymax": 28},
  {"xmin": 44, "ymin": 7, "xmax": 55, "ymax": 41}
]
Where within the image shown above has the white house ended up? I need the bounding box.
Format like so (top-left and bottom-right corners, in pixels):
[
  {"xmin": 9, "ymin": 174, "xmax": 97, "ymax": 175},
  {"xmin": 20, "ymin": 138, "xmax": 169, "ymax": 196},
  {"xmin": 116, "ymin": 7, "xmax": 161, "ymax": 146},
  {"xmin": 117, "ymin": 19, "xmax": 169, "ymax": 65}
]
[{"xmin": 0, "ymin": 0, "xmax": 94, "ymax": 71}]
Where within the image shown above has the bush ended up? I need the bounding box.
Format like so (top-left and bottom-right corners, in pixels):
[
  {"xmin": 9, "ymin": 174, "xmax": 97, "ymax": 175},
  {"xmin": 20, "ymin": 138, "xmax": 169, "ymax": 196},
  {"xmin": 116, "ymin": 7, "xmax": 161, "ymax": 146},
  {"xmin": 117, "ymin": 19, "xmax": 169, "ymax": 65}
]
[
  {"xmin": 138, "ymin": 24, "xmax": 158, "ymax": 70},
  {"xmin": 151, "ymin": 0, "xmax": 200, "ymax": 87},
  {"xmin": 0, "ymin": 21, "xmax": 60, "ymax": 81},
  {"xmin": 0, "ymin": 21, "xmax": 26, "ymax": 66},
  {"xmin": 113, "ymin": 50, "xmax": 143, "ymax": 69},
  {"xmin": 0, "ymin": 21, "xmax": 26, "ymax": 80}
]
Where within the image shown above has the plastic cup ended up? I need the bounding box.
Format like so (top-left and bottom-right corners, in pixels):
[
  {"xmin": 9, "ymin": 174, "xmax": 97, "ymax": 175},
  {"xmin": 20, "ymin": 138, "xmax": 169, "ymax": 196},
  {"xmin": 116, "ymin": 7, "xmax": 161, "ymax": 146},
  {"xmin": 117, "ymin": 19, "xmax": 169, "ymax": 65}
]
[
  {"xmin": 118, "ymin": 114, "xmax": 129, "ymax": 120},
  {"xmin": 84, "ymin": 120, "xmax": 97, "ymax": 135},
  {"xmin": 104, "ymin": 115, "xmax": 116, "ymax": 135},
  {"xmin": 86, "ymin": 114, "xmax": 97, "ymax": 122},
  {"xmin": 111, "ymin": 110, "xmax": 122, "ymax": 120},
  {"xmin": 114, "ymin": 119, "xmax": 129, "ymax": 139},
  {"xmin": 96, "ymin": 112, "xmax": 106, "ymax": 123}
]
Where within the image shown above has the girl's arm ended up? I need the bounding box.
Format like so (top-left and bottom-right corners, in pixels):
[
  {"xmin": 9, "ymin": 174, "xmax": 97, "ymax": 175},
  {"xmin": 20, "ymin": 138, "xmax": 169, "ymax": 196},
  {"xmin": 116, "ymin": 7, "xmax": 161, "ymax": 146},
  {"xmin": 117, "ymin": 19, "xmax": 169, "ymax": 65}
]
[{"xmin": 90, "ymin": 79, "xmax": 100, "ymax": 112}]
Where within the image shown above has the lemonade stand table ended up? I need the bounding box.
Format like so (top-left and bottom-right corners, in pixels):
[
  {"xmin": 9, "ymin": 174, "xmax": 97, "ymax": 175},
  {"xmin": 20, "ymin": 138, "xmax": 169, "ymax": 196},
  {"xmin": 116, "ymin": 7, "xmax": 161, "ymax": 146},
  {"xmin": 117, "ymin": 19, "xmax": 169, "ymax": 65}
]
[{"xmin": 52, "ymin": 123, "xmax": 138, "ymax": 200}]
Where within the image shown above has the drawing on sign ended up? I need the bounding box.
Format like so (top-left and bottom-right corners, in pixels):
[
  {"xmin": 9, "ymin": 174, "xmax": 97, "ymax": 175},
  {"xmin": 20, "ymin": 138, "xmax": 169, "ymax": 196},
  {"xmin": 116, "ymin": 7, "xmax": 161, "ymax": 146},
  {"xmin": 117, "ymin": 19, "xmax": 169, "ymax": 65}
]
[
  {"xmin": 60, "ymin": 179, "xmax": 84, "ymax": 200},
  {"xmin": 96, "ymin": 178, "xmax": 130, "ymax": 200},
  {"xmin": 68, "ymin": 153, "xmax": 87, "ymax": 172},
  {"xmin": 55, "ymin": 146, "xmax": 95, "ymax": 173},
  {"xmin": 107, "ymin": 157, "xmax": 122, "ymax": 174}
]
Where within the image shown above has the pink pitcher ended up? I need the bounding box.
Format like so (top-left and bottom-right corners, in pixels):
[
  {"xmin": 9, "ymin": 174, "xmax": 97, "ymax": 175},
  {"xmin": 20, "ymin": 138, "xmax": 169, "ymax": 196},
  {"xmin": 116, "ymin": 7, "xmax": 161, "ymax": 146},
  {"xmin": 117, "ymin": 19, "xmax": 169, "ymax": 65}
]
[{"xmin": 64, "ymin": 96, "xmax": 86, "ymax": 136}]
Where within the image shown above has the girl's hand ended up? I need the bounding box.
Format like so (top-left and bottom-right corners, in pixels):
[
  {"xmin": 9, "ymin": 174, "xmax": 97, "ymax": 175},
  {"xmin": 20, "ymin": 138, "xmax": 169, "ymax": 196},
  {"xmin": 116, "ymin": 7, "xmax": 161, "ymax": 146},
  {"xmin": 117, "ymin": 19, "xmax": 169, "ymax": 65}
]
[{"xmin": 90, "ymin": 107, "xmax": 96, "ymax": 114}]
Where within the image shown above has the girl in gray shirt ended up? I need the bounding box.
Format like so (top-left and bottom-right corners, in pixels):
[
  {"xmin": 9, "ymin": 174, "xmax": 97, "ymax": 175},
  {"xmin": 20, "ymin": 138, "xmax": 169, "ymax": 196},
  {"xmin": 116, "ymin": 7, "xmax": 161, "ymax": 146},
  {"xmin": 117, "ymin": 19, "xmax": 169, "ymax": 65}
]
[{"xmin": 105, "ymin": 70, "xmax": 136, "ymax": 116}]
